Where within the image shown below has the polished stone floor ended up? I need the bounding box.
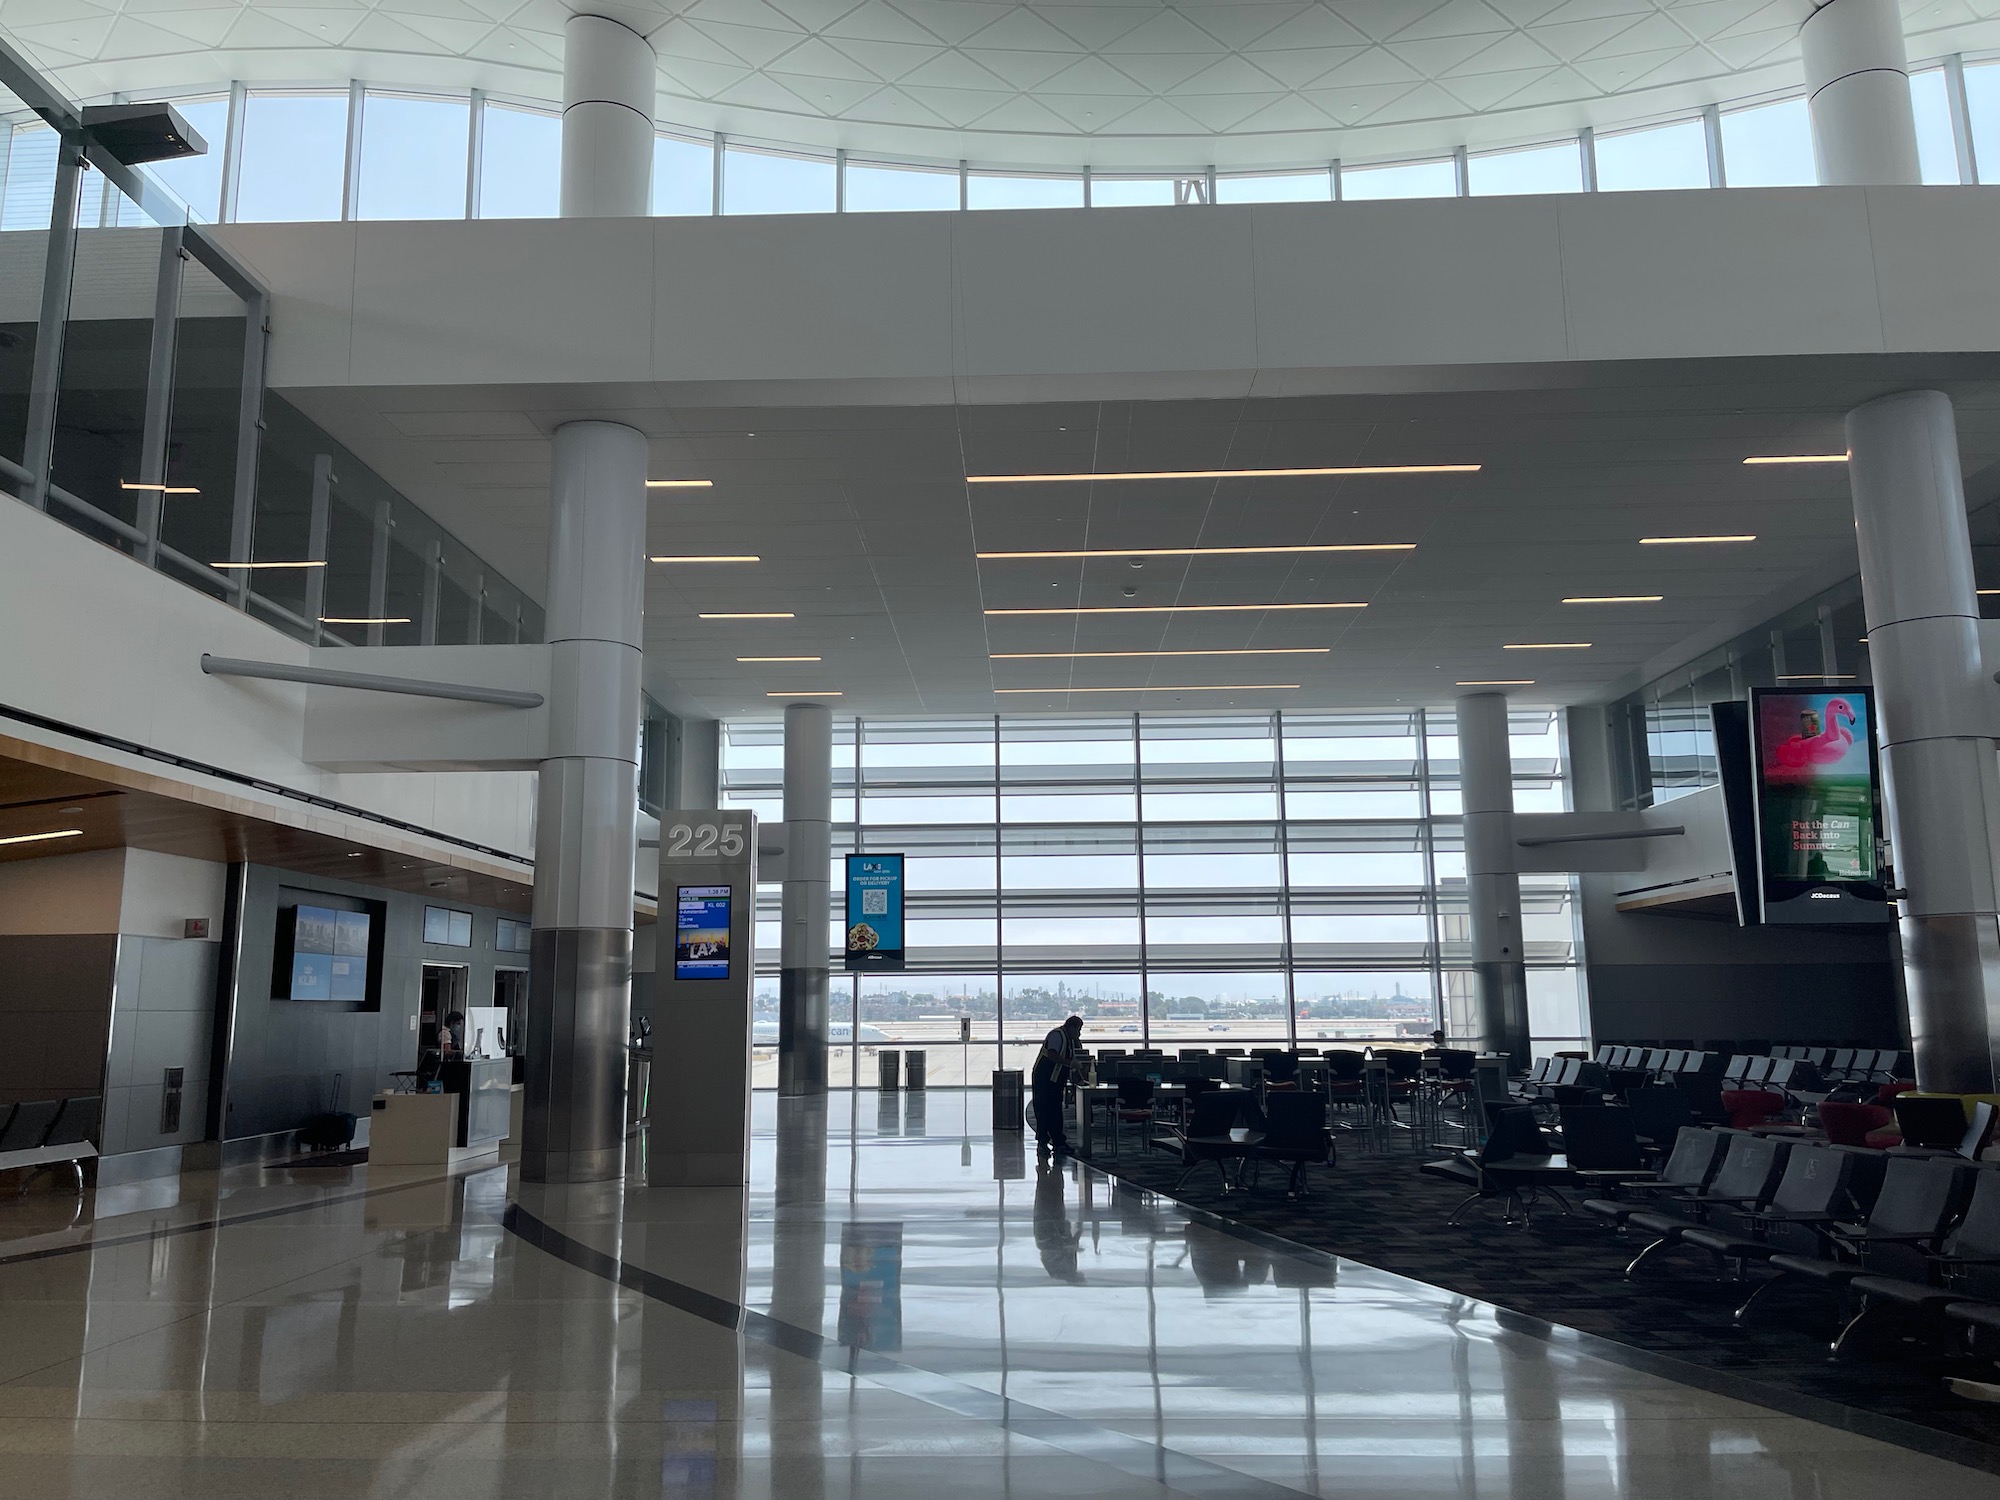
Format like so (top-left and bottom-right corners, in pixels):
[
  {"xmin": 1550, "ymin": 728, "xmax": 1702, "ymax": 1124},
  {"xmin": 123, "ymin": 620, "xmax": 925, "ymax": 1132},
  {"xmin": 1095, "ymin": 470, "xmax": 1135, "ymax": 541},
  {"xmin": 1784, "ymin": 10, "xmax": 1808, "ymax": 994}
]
[{"xmin": 0, "ymin": 1089, "xmax": 1996, "ymax": 1498}]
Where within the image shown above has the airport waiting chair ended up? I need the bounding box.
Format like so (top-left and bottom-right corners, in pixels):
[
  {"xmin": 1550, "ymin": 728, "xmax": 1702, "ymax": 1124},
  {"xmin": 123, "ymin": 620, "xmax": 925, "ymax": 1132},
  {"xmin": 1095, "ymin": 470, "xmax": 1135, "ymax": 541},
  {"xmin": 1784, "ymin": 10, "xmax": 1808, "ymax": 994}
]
[
  {"xmin": 1842, "ymin": 1166, "xmax": 2000, "ymax": 1358},
  {"xmin": 1158, "ymin": 1089, "xmax": 1259, "ymax": 1194},
  {"xmin": 1253, "ymin": 1092, "xmax": 1334, "ymax": 1198},
  {"xmin": 1678, "ymin": 1143, "xmax": 1860, "ymax": 1280},
  {"xmin": 1891, "ymin": 1096, "xmax": 1986, "ymax": 1154},
  {"xmin": 1431, "ymin": 1105, "xmax": 1574, "ymax": 1228},
  {"xmin": 1557, "ymin": 1106, "xmax": 1650, "ymax": 1189},
  {"xmin": 1623, "ymin": 1132, "xmax": 1791, "ymax": 1278},
  {"xmin": 1582, "ymin": 1126, "xmax": 1731, "ymax": 1229},
  {"xmin": 1737, "ymin": 1154, "xmax": 1973, "ymax": 1329},
  {"xmin": 0, "ymin": 1100, "xmax": 60, "ymax": 1158},
  {"xmin": 1623, "ymin": 1086, "xmax": 1694, "ymax": 1149}
]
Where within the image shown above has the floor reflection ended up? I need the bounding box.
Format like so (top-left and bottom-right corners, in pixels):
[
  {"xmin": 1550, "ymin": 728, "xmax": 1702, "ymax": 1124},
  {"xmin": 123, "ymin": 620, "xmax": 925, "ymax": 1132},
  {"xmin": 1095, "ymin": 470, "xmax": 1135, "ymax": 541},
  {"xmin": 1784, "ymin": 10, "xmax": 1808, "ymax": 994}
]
[{"xmin": 0, "ymin": 1092, "xmax": 1994, "ymax": 1498}]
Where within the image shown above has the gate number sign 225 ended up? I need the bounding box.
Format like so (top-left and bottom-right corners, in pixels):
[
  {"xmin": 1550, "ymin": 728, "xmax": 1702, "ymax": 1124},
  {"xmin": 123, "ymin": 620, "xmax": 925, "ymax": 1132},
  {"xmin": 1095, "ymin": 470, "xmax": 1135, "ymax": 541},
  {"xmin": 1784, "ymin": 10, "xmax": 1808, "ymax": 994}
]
[{"xmin": 665, "ymin": 821, "xmax": 746, "ymax": 858}]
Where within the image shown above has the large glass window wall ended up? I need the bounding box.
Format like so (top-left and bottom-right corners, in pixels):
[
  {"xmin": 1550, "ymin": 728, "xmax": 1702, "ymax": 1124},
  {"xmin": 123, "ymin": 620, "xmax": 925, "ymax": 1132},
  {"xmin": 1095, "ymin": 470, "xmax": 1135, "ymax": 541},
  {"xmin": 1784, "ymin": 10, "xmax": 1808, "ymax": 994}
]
[
  {"xmin": 724, "ymin": 709, "xmax": 1585, "ymax": 1088},
  {"xmin": 105, "ymin": 58, "xmax": 2000, "ymax": 229}
]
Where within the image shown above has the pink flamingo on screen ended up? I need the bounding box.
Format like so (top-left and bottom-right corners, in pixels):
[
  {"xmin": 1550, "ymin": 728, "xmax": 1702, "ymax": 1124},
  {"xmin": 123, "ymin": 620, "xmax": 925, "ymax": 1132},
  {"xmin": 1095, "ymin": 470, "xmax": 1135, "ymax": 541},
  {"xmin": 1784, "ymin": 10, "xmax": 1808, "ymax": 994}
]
[{"xmin": 1776, "ymin": 697, "xmax": 1857, "ymax": 769}]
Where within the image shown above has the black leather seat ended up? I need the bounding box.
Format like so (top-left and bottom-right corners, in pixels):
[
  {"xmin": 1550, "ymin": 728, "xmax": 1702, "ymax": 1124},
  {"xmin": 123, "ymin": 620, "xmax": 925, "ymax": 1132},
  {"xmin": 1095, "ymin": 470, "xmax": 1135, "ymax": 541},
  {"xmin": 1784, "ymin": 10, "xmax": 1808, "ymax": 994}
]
[
  {"xmin": 1739, "ymin": 1154, "xmax": 1973, "ymax": 1328},
  {"xmin": 1841, "ymin": 1165, "xmax": 2000, "ymax": 1357},
  {"xmin": 1624, "ymin": 1132, "xmax": 1790, "ymax": 1278},
  {"xmin": 1581, "ymin": 1126, "xmax": 1729, "ymax": 1229}
]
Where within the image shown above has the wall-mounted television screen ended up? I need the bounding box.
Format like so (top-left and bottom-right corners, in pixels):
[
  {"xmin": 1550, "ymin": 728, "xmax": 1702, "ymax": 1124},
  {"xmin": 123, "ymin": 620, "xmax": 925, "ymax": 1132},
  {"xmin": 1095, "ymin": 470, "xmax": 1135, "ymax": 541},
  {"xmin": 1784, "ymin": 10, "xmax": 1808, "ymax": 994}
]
[
  {"xmin": 1749, "ymin": 687, "xmax": 1891, "ymax": 925},
  {"xmin": 289, "ymin": 904, "xmax": 371, "ymax": 1001},
  {"xmin": 423, "ymin": 905, "xmax": 472, "ymax": 947},
  {"xmin": 675, "ymin": 885, "xmax": 731, "ymax": 980}
]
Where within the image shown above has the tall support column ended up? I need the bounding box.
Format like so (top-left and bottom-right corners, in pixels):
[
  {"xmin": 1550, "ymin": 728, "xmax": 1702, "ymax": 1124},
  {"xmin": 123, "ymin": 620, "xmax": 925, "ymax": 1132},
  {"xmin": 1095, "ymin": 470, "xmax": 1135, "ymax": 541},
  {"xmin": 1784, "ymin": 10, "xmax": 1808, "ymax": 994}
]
[
  {"xmin": 1456, "ymin": 693, "xmax": 1531, "ymax": 1069},
  {"xmin": 561, "ymin": 14, "xmax": 655, "ymax": 218},
  {"xmin": 522, "ymin": 420, "xmax": 647, "ymax": 1183},
  {"xmin": 779, "ymin": 702, "xmax": 832, "ymax": 1097},
  {"xmin": 1848, "ymin": 391, "xmax": 2000, "ymax": 1092},
  {"xmin": 1802, "ymin": 0, "xmax": 1921, "ymax": 186}
]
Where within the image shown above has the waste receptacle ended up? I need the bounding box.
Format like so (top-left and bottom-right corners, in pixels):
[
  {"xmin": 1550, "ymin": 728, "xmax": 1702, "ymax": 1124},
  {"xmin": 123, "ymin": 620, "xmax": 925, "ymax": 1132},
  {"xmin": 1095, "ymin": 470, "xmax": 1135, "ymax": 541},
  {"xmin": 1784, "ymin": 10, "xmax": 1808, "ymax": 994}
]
[
  {"xmin": 878, "ymin": 1049, "xmax": 901, "ymax": 1092},
  {"xmin": 992, "ymin": 1068, "xmax": 1024, "ymax": 1131},
  {"xmin": 905, "ymin": 1050, "xmax": 926, "ymax": 1091}
]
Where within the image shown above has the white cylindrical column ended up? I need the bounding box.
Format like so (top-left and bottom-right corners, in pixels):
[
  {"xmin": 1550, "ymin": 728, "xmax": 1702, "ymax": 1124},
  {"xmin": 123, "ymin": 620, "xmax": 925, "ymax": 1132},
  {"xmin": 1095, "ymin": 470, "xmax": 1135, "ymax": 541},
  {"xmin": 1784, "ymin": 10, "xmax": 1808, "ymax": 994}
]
[
  {"xmin": 1802, "ymin": 0, "xmax": 1922, "ymax": 186},
  {"xmin": 522, "ymin": 420, "xmax": 648, "ymax": 1182},
  {"xmin": 1456, "ymin": 693, "xmax": 1532, "ymax": 1070},
  {"xmin": 779, "ymin": 702, "xmax": 833, "ymax": 1097},
  {"xmin": 1848, "ymin": 391, "xmax": 2000, "ymax": 1092},
  {"xmin": 561, "ymin": 13, "xmax": 655, "ymax": 217}
]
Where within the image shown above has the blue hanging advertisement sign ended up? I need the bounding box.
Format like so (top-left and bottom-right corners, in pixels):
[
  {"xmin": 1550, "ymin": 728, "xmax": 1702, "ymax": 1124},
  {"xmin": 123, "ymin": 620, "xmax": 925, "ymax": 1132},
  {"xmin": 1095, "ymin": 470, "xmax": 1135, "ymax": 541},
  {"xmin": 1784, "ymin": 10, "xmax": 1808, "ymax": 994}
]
[{"xmin": 844, "ymin": 854, "xmax": 905, "ymax": 971}]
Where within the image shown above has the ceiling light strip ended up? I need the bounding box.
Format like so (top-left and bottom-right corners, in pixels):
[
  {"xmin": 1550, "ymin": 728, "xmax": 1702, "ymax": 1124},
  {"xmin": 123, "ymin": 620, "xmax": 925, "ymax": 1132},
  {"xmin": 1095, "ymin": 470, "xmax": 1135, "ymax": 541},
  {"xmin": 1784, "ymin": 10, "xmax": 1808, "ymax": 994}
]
[
  {"xmin": 0, "ymin": 828, "xmax": 84, "ymax": 847},
  {"xmin": 1639, "ymin": 535, "xmax": 1755, "ymax": 545},
  {"xmin": 1777, "ymin": 674, "xmax": 1858, "ymax": 681},
  {"xmin": 210, "ymin": 560, "xmax": 326, "ymax": 569},
  {"xmin": 650, "ymin": 555, "xmax": 760, "ymax": 563},
  {"xmin": 968, "ymin": 465, "xmax": 1478, "ymax": 484},
  {"xmin": 1562, "ymin": 595, "xmax": 1663, "ymax": 604},
  {"xmin": 319, "ymin": 616, "xmax": 413, "ymax": 625},
  {"xmin": 994, "ymin": 684, "xmax": 1301, "ymax": 694},
  {"xmin": 1456, "ymin": 680, "xmax": 1535, "ymax": 686},
  {"xmin": 646, "ymin": 479, "xmax": 713, "ymax": 489},
  {"xmin": 766, "ymin": 691, "xmax": 842, "ymax": 697},
  {"xmin": 1502, "ymin": 642, "xmax": 1590, "ymax": 650},
  {"xmin": 975, "ymin": 543, "xmax": 1416, "ymax": 560},
  {"xmin": 699, "ymin": 612, "xmax": 795, "ymax": 620},
  {"xmin": 985, "ymin": 602, "xmax": 1366, "ymax": 616},
  {"xmin": 120, "ymin": 481, "xmax": 198, "ymax": 493},
  {"xmin": 1742, "ymin": 454, "xmax": 1848, "ymax": 465},
  {"xmin": 991, "ymin": 648, "xmax": 1331, "ymax": 660},
  {"xmin": 738, "ymin": 655, "xmax": 822, "ymax": 662}
]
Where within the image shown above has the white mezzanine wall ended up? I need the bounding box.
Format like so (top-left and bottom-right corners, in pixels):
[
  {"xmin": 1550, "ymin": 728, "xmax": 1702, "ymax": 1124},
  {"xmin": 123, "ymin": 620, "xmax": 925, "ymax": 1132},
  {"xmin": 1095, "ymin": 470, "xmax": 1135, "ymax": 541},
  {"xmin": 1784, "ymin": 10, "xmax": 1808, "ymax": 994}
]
[
  {"xmin": 720, "ymin": 710, "xmax": 1583, "ymax": 1089},
  {"xmin": 6, "ymin": 57, "xmax": 2000, "ymax": 233}
]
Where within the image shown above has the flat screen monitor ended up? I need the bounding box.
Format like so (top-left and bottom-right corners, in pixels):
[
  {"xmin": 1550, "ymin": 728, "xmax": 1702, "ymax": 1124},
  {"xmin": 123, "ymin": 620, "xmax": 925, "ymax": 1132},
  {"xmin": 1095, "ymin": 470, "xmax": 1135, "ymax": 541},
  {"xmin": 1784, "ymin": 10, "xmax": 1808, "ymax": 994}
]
[
  {"xmin": 844, "ymin": 853, "xmax": 905, "ymax": 971},
  {"xmin": 1749, "ymin": 686, "xmax": 1890, "ymax": 924},
  {"xmin": 675, "ymin": 885, "xmax": 732, "ymax": 980},
  {"xmin": 289, "ymin": 904, "xmax": 370, "ymax": 1001}
]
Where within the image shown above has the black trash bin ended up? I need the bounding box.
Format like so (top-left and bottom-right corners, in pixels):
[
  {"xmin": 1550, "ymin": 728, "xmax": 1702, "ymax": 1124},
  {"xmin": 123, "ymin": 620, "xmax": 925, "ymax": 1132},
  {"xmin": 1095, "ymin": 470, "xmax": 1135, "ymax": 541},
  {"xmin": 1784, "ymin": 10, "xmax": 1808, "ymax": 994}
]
[
  {"xmin": 992, "ymin": 1069, "xmax": 1024, "ymax": 1131},
  {"xmin": 905, "ymin": 1050, "xmax": 926, "ymax": 1091},
  {"xmin": 878, "ymin": 1050, "xmax": 901, "ymax": 1092}
]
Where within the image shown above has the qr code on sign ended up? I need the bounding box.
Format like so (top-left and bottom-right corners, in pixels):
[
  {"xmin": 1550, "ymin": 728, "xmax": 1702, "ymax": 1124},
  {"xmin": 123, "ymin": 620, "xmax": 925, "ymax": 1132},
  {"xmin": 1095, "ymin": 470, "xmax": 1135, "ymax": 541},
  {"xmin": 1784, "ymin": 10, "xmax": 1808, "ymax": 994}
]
[{"xmin": 863, "ymin": 889, "xmax": 888, "ymax": 916}]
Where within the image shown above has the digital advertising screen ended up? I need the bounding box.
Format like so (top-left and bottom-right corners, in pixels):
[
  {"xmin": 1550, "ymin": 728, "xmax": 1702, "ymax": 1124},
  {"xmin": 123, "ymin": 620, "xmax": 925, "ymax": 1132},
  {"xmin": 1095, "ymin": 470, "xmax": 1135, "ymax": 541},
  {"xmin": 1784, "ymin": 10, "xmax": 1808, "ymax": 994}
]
[
  {"xmin": 845, "ymin": 854, "xmax": 905, "ymax": 972},
  {"xmin": 1750, "ymin": 687, "xmax": 1889, "ymax": 924},
  {"xmin": 288, "ymin": 904, "xmax": 371, "ymax": 1001},
  {"xmin": 675, "ymin": 885, "xmax": 733, "ymax": 980}
]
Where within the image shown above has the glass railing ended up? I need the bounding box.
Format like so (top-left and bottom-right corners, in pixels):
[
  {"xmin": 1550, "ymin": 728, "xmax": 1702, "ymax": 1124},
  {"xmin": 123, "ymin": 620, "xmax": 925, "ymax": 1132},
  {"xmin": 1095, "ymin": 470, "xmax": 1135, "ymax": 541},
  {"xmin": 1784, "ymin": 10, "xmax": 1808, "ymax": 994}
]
[{"xmin": 0, "ymin": 41, "xmax": 539, "ymax": 649}]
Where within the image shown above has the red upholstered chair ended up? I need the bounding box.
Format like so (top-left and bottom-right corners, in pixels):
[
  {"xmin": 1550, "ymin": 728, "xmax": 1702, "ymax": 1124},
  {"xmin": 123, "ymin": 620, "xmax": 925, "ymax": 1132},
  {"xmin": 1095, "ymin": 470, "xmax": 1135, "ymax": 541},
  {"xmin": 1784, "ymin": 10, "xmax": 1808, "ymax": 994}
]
[
  {"xmin": 1721, "ymin": 1088, "xmax": 1785, "ymax": 1129},
  {"xmin": 1819, "ymin": 1100, "xmax": 1893, "ymax": 1147}
]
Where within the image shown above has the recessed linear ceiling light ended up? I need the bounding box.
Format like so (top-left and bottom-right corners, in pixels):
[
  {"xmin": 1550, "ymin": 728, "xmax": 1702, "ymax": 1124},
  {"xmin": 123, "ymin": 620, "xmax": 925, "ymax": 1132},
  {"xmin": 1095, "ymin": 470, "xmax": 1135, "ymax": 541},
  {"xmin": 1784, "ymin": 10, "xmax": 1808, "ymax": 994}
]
[
  {"xmin": 699, "ymin": 612, "xmax": 794, "ymax": 619},
  {"xmin": 319, "ymin": 616, "xmax": 414, "ymax": 625},
  {"xmin": 994, "ymin": 683, "xmax": 1300, "ymax": 694},
  {"xmin": 991, "ymin": 647, "xmax": 1330, "ymax": 660},
  {"xmin": 739, "ymin": 655, "xmax": 822, "ymax": 662},
  {"xmin": 1980, "ymin": 590, "xmax": 2000, "ymax": 596},
  {"xmin": 120, "ymin": 481, "xmax": 198, "ymax": 494},
  {"xmin": 646, "ymin": 479, "xmax": 713, "ymax": 489},
  {"xmin": 1638, "ymin": 535, "xmax": 1755, "ymax": 545},
  {"xmin": 966, "ymin": 465, "xmax": 1478, "ymax": 484},
  {"xmin": 986, "ymin": 602, "xmax": 1366, "ymax": 617},
  {"xmin": 1562, "ymin": 595, "xmax": 1663, "ymax": 604},
  {"xmin": 767, "ymin": 691, "xmax": 842, "ymax": 697},
  {"xmin": 649, "ymin": 554, "xmax": 760, "ymax": 563},
  {"xmin": 1457, "ymin": 680, "xmax": 1535, "ymax": 686},
  {"xmin": 1742, "ymin": 454, "xmax": 1848, "ymax": 465},
  {"xmin": 975, "ymin": 543, "xmax": 1416, "ymax": 560},
  {"xmin": 0, "ymin": 828, "xmax": 83, "ymax": 847},
  {"xmin": 1777, "ymin": 674, "xmax": 1858, "ymax": 681},
  {"xmin": 209, "ymin": 559, "xmax": 326, "ymax": 568},
  {"xmin": 1502, "ymin": 642, "xmax": 1590, "ymax": 650}
]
